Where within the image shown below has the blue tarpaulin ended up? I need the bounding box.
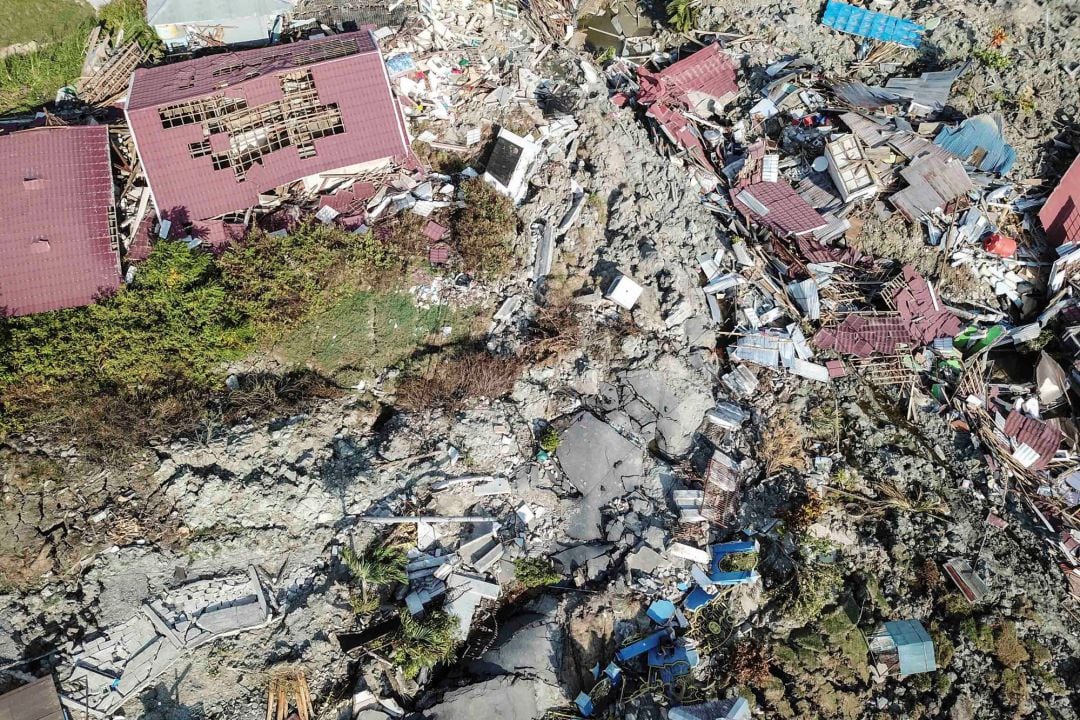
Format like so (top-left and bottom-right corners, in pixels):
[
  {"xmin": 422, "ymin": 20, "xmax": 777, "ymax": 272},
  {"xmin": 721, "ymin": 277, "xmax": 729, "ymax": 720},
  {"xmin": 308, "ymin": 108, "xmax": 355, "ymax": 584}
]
[
  {"xmin": 933, "ymin": 113, "xmax": 1016, "ymax": 175},
  {"xmin": 886, "ymin": 620, "xmax": 937, "ymax": 677},
  {"xmin": 821, "ymin": 0, "xmax": 925, "ymax": 48}
]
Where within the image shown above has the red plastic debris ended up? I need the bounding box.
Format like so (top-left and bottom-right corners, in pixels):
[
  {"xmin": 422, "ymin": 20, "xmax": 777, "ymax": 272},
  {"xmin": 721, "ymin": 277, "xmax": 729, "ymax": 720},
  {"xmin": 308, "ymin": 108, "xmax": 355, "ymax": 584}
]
[
  {"xmin": 983, "ymin": 233, "xmax": 1017, "ymax": 257},
  {"xmin": 428, "ymin": 244, "xmax": 450, "ymax": 265}
]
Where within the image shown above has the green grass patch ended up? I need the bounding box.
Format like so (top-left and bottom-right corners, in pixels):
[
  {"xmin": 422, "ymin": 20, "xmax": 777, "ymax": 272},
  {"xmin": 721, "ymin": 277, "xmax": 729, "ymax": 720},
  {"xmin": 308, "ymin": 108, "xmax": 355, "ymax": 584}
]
[
  {"xmin": 0, "ymin": 29, "xmax": 89, "ymax": 113},
  {"xmin": 0, "ymin": 0, "xmax": 94, "ymax": 49},
  {"xmin": 275, "ymin": 291, "xmax": 478, "ymax": 381}
]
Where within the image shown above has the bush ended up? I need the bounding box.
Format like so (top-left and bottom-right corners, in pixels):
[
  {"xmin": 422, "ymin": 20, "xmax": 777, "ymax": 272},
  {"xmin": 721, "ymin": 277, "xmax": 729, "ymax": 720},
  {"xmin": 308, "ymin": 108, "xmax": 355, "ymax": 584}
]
[
  {"xmin": 395, "ymin": 348, "xmax": 522, "ymax": 412},
  {"xmin": 391, "ymin": 609, "xmax": 460, "ymax": 678},
  {"xmin": 0, "ymin": 241, "xmax": 253, "ymax": 450},
  {"xmin": 730, "ymin": 641, "xmax": 773, "ymax": 686},
  {"xmin": 761, "ymin": 410, "xmax": 806, "ymax": 475},
  {"xmin": 514, "ymin": 557, "xmax": 561, "ymax": 588},
  {"xmin": 785, "ymin": 492, "xmax": 826, "ymax": 533},
  {"xmin": 218, "ymin": 222, "xmax": 398, "ymax": 325},
  {"xmin": 787, "ymin": 563, "xmax": 843, "ymax": 625},
  {"xmin": 539, "ymin": 428, "xmax": 560, "ymax": 453},
  {"xmin": 973, "ymin": 48, "xmax": 1012, "ymax": 70},
  {"xmin": 453, "ymin": 179, "xmax": 516, "ymax": 278},
  {"xmin": 994, "ymin": 621, "xmax": 1030, "ymax": 668}
]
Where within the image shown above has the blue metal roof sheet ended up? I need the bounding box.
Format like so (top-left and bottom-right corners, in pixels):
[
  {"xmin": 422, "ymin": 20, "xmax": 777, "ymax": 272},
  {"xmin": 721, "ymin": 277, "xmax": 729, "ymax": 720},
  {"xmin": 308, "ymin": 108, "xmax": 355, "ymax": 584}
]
[
  {"xmin": 933, "ymin": 113, "xmax": 1017, "ymax": 175},
  {"xmin": 821, "ymin": 0, "xmax": 925, "ymax": 48},
  {"xmin": 885, "ymin": 619, "xmax": 937, "ymax": 677}
]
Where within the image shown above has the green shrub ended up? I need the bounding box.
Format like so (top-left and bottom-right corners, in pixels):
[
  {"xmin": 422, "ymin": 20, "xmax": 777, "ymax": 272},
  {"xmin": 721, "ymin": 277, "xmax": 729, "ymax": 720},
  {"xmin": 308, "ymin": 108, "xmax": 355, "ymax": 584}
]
[
  {"xmin": 391, "ymin": 609, "xmax": 460, "ymax": 678},
  {"xmin": 720, "ymin": 551, "xmax": 758, "ymax": 572},
  {"xmin": 666, "ymin": 0, "xmax": 699, "ymax": 32},
  {"xmin": 99, "ymin": 0, "xmax": 160, "ymax": 49},
  {"xmin": 514, "ymin": 557, "xmax": 562, "ymax": 588},
  {"xmin": 1, "ymin": 241, "xmax": 252, "ymax": 437},
  {"xmin": 453, "ymin": 179, "xmax": 515, "ymax": 278},
  {"xmin": 787, "ymin": 563, "xmax": 843, "ymax": 625},
  {"xmin": 973, "ymin": 48, "xmax": 1012, "ymax": 70},
  {"xmin": 539, "ymin": 428, "xmax": 560, "ymax": 453}
]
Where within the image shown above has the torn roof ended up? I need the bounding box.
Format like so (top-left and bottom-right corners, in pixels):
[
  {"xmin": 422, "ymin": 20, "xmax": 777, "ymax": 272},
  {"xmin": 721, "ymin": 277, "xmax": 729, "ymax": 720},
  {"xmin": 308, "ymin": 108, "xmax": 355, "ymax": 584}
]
[
  {"xmin": 933, "ymin": 113, "xmax": 1016, "ymax": 175},
  {"xmin": 821, "ymin": 0, "xmax": 925, "ymax": 48},
  {"xmin": 888, "ymin": 265, "xmax": 964, "ymax": 343},
  {"xmin": 0, "ymin": 126, "xmax": 120, "ymax": 317},
  {"xmin": 891, "ymin": 154, "xmax": 973, "ymax": 220},
  {"xmin": 1003, "ymin": 411, "xmax": 1061, "ymax": 472},
  {"xmin": 1039, "ymin": 153, "xmax": 1080, "ymax": 246},
  {"xmin": 882, "ymin": 65, "xmax": 966, "ymax": 111},
  {"xmin": 731, "ymin": 179, "xmax": 828, "ymax": 237},
  {"xmin": 814, "ymin": 315, "xmax": 912, "ymax": 357},
  {"xmin": 126, "ymin": 30, "xmax": 412, "ymax": 224},
  {"xmin": 637, "ymin": 42, "xmax": 739, "ymax": 111},
  {"xmin": 646, "ymin": 102, "xmax": 710, "ymax": 166}
]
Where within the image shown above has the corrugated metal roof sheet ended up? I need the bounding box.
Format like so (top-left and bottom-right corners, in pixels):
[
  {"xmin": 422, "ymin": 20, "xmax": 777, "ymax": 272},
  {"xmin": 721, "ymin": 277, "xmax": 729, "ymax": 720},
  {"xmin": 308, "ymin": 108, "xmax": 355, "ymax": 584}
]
[
  {"xmin": 731, "ymin": 179, "xmax": 827, "ymax": 236},
  {"xmin": 883, "ymin": 65, "xmax": 965, "ymax": 110},
  {"xmin": 821, "ymin": 0, "xmax": 925, "ymax": 48},
  {"xmin": 1039, "ymin": 153, "xmax": 1080, "ymax": 246},
  {"xmin": 126, "ymin": 31, "xmax": 412, "ymax": 224},
  {"xmin": 933, "ymin": 113, "xmax": 1016, "ymax": 175},
  {"xmin": 884, "ymin": 620, "xmax": 937, "ymax": 677},
  {"xmin": 891, "ymin": 155, "xmax": 972, "ymax": 220},
  {"xmin": 0, "ymin": 126, "xmax": 120, "ymax": 317},
  {"xmin": 637, "ymin": 42, "xmax": 739, "ymax": 111},
  {"xmin": 147, "ymin": 0, "xmax": 291, "ymax": 25},
  {"xmin": 1003, "ymin": 410, "xmax": 1061, "ymax": 472},
  {"xmin": 0, "ymin": 676, "xmax": 65, "ymax": 720}
]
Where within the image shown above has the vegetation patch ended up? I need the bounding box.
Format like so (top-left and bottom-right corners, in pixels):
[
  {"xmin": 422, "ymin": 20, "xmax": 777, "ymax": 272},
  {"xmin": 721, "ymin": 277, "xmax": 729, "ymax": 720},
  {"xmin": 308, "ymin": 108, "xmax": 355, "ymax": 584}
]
[
  {"xmin": 787, "ymin": 563, "xmax": 843, "ymax": 625},
  {"xmin": 390, "ymin": 609, "xmax": 460, "ymax": 679},
  {"xmin": 276, "ymin": 291, "xmax": 477, "ymax": 381},
  {"xmin": 453, "ymin": 178, "xmax": 516, "ymax": 278},
  {"xmin": 514, "ymin": 557, "xmax": 562, "ymax": 589},
  {"xmin": 761, "ymin": 410, "xmax": 806, "ymax": 475},
  {"xmin": 341, "ymin": 542, "xmax": 407, "ymax": 616},
  {"xmin": 395, "ymin": 347, "xmax": 523, "ymax": 412},
  {"xmin": 0, "ymin": 0, "xmax": 93, "ymax": 49}
]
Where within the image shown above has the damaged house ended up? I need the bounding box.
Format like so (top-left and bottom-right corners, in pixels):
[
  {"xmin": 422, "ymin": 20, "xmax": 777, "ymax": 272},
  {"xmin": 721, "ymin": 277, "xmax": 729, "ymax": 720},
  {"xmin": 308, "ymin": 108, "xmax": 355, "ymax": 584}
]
[
  {"xmin": 1040, "ymin": 153, "xmax": 1080, "ymax": 246},
  {"xmin": 147, "ymin": 0, "xmax": 294, "ymax": 51},
  {"xmin": 0, "ymin": 126, "xmax": 120, "ymax": 317},
  {"xmin": 125, "ymin": 30, "xmax": 413, "ymax": 243}
]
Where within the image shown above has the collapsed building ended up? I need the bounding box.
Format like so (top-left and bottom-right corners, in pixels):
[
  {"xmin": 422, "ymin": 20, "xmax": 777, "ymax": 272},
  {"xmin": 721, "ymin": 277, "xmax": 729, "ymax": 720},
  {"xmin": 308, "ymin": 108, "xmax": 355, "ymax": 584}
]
[
  {"xmin": 0, "ymin": 126, "xmax": 120, "ymax": 317},
  {"xmin": 146, "ymin": 0, "xmax": 294, "ymax": 51},
  {"xmin": 125, "ymin": 30, "xmax": 413, "ymax": 244}
]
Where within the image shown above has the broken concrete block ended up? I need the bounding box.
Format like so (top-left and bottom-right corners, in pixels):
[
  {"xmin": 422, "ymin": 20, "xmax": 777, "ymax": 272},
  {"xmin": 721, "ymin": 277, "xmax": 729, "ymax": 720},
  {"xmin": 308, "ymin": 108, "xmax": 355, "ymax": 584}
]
[{"xmin": 668, "ymin": 543, "xmax": 711, "ymax": 564}]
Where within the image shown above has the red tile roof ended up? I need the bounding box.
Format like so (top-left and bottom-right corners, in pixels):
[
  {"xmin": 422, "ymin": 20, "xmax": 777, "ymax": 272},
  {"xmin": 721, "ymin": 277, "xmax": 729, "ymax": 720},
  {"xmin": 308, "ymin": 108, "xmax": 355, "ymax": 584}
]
[
  {"xmin": 1039, "ymin": 154, "xmax": 1080, "ymax": 246},
  {"xmin": 0, "ymin": 126, "xmax": 120, "ymax": 316},
  {"xmin": 1003, "ymin": 410, "xmax": 1061, "ymax": 471},
  {"xmin": 423, "ymin": 221, "xmax": 447, "ymax": 241},
  {"xmin": 126, "ymin": 31, "xmax": 412, "ymax": 225},
  {"xmin": 797, "ymin": 235, "xmax": 868, "ymax": 266},
  {"xmin": 814, "ymin": 315, "xmax": 912, "ymax": 356},
  {"xmin": 637, "ymin": 42, "xmax": 739, "ymax": 110},
  {"xmin": 731, "ymin": 179, "xmax": 827, "ymax": 237},
  {"xmin": 646, "ymin": 102, "xmax": 710, "ymax": 166}
]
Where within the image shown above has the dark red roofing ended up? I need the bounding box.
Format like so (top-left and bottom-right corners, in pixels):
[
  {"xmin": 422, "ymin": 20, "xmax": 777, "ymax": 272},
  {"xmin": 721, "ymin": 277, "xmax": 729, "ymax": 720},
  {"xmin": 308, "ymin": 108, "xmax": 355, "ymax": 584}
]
[
  {"xmin": 1039, "ymin": 154, "xmax": 1080, "ymax": 246},
  {"xmin": 126, "ymin": 31, "xmax": 412, "ymax": 225},
  {"xmin": 0, "ymin": 126, "xmax": 119, "ymax": 316},
  {"xmin": 1003, "ymin": 410, "xmax": 1061, "ymax": 471},
  {"xmin": 814, "ymin": 315, "xmax": 911, "ymax": 356},
  {"xmin": 646, "ymin": 102, "xmax": 710, "ymax": 166},
  {"xmin": 731, "ymin": 179, "xmax": 827, "ymax": 237},
  {"xmin": 888, "ymin": 265, "xmax": 963, "ymax": 343},
  {"xmin": 797, "ymin": 235, "xmax": 868, "ymax": 266},
  {"xmin": 428, "ymin": 243, "xmax": 450, "ymax": 265},
  {"xmin": 423, "ymin": 220, "xmax": 447, "ymax": 242},
  {"xmin": 637, "ymin": 42, "xmax": 739, "ymax": 110}
]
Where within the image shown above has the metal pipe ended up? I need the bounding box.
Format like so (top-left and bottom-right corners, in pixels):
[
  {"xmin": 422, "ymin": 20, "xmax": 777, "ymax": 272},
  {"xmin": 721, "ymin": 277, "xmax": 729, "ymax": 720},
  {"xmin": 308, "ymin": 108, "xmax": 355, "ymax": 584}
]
[{"xmin": 357, "ymin": 516, "xmax": 493, "ymax": 524}]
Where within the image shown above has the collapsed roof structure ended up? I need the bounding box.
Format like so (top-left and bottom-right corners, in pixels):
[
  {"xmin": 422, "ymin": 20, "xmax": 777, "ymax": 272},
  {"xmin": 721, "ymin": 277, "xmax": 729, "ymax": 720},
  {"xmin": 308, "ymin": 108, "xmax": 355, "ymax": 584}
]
[
  {"xmin": 0, "ymin": 126, "xmax": 120, "ymax": 317},
  {"xmin": 125, "ymin": 30, "xmax": 412, "ymax": 239}
]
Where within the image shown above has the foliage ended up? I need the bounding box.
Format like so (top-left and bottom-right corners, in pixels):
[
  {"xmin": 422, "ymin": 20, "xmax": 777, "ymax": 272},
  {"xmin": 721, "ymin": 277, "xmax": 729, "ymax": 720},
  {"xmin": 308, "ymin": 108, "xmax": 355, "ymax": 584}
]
[
  {"xmin": 994, "ymin": 620, "xmax": 1030, "ymax": 668},
  {"xmin": 719, "ymin": 551, "xmax": 758, "ymax": 572},
  {"xmin": 539, "ymin": 428, "xmax": 560, "ymax": 453},
  {"xmin": 391, "ymin": 609, "xmax": 460, "ymax": 678},
  {"xmin": 0, "ymin": 0, "xmax": 92, "ymax": 48},
  {"xmin": 99, "ymin": 0, "xmax": 160, "ymax": 50},
  {"xmin": 453, "ymin": 179, "xmax": 516, "ymax": 278},
  {"xmin": 962, "ymin": 618, "xmax": 994, "ymax": 652},
  {"xmin": 761, "ymin": 410, "xmax": 806, "ymax": 474},
  {"xmin": 787, "ymin": 563, "xmax": 843, "ymax": 625},
  {"xmin": 730, "ymin": 641, "xmax": 772, "ymax": 686},
  {"xmin": 514, "ymin": 557, "xmax": 562, "ymax": 588},
  {"xmin": 915, "ymin": 558, "xmax": 944, "ymax": 594},
  {"xmin": 0, "ymin": 28, "xmax": 89, "ymax": 113},
  {"xmin": 820, "ymin": 608, "xmax": 868, "ymax": 679},
  {"xmin": 0, "ymin": 241, "xmax": 253, "ymax": 450},
  {"xmin": 973, "ymin": 48, "xmax": 1012, "ymax": 70},
  {"xmin": 785, "ymin": 492, "xmax": 826, "ymax": 532},
  {"xmin": 341, "ymin": 542, "xmax": 407, "ymax": 608},
  {"xmin": 807, "ymin": 402, "xmax": 841, "ymax": 441},
  {"xmin": 395, "ymin": 348, "xmax": 522, "ymax": 412},
  {"xmin": 1001, "ymin": 668, "xmax": 1029, "ymax": 707},
  {"xmin": 666, "ymin": 0, "xmax": 700, "ymax": 33},
  {"xmin": 931, "ymin": 626, "xmax": 955, "ymax": 669},
  {"xmin": 218, "ymin": 222, "xmax": 398, "ymax": 326}
]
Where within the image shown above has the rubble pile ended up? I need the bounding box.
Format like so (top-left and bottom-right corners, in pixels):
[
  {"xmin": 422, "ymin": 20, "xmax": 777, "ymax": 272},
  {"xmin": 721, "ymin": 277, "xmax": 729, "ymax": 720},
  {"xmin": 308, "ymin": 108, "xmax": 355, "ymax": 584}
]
[{"xmin": 3, "ymin": 0, "xmax": 1080, "ymax": 718}]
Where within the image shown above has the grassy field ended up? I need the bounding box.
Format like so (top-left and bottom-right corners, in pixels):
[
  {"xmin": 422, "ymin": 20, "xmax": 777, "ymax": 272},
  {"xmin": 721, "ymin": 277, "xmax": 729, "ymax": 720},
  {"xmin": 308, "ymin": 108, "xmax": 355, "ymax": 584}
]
[
  {"xmin": 276, "ymin": 292, "xmax": 481, "ymax": 382},
  {"xmin": 0, "ymin": 0, "xmax": 94, "ymax": 49},
  {"xmin": 0, "ymin": 0, "xmax": 155, "ymax": 115}
]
